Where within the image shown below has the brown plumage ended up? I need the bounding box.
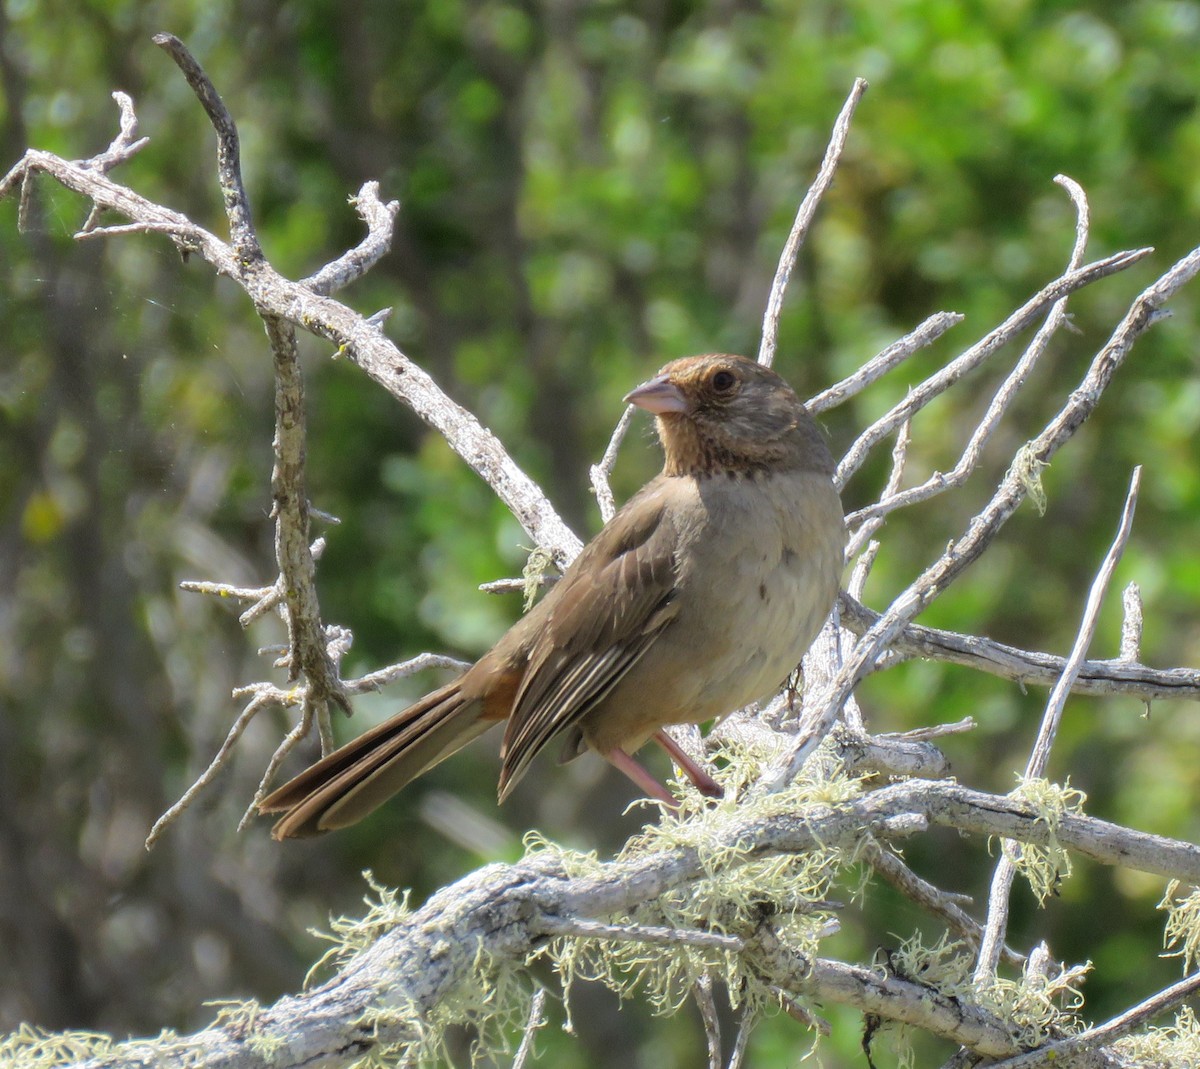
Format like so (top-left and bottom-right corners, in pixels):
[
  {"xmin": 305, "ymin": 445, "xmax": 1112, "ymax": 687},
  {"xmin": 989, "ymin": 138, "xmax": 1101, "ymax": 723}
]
[{"xmin": 259, "ymin": 354, "xmax": 846, "ymax": 838}]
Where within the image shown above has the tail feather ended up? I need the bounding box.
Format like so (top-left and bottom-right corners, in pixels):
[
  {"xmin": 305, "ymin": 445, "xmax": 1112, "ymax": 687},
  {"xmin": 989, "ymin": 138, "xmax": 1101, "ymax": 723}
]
[{"xmin": 259, "ymin": 681, "xmax": 489, "ymax": 838}]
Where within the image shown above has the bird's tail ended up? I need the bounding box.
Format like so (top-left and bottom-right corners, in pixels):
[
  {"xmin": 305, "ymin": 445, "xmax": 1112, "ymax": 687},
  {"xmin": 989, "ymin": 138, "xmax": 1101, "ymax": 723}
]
[{"xmin": 259, "ymin": 680, "xmax": 489, "ymax": 839}]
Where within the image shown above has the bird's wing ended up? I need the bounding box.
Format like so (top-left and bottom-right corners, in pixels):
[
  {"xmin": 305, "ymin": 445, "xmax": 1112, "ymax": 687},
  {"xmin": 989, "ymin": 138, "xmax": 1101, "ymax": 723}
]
[{"xmin": 497, "ymin": 480, "xmax": 683, "ymax": 798}]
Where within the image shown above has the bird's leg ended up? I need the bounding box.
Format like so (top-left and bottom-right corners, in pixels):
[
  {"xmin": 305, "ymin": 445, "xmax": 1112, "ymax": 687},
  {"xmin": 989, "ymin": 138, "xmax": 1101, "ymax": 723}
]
[
  {"xmin": 604, "ymin": 748, "xmax": 679, "ymax": 808},
  {"xmin": 653, "ymin": 730, "xmax": 724, "ymax": 799}
]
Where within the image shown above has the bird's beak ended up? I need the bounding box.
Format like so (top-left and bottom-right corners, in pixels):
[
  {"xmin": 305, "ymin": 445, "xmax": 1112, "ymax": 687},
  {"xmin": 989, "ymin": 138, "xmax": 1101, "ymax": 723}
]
[{"xmin": 624, "ymin": 374, "xmax": 688, "ymax": 414}]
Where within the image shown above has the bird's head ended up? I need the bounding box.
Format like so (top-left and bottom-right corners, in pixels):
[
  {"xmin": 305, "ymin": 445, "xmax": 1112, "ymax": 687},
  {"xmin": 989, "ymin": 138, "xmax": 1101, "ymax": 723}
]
[{"xmin": 624, "ymin": 354, "xmax": 834, "ymax": 479}]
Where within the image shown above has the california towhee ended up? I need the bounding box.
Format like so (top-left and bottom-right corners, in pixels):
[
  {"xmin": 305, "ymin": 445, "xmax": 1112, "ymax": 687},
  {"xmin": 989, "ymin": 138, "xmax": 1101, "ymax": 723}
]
[{"xmin": 260, "ymin": 354, "xmax": 845, "ymax": 838}]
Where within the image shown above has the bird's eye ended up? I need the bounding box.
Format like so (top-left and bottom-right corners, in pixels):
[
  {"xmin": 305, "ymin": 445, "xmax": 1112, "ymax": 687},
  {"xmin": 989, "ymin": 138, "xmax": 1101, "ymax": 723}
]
[{"xmin": 711, "ymin": 369, "xmax": 738, "ymax": 393}]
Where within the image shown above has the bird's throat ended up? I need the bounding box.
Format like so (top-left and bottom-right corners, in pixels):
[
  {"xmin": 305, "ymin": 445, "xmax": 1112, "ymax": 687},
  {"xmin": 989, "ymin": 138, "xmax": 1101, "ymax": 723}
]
[{"xmin": 656, "ymin": 415, "xmax": 785, "ymax": 478}]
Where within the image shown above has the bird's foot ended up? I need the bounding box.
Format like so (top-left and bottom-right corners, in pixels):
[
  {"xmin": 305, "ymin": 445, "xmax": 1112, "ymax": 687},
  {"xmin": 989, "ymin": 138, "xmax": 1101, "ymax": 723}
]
[
  {"xmin": 653, "ymin": 730, "xmax": 724, "ymax": 799},
  {"xmin": 605, "ymin": 747, "xmax": 681, "ymax": 808}
]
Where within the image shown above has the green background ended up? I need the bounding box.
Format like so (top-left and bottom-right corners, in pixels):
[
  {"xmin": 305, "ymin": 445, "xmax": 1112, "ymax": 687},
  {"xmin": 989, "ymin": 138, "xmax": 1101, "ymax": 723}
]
[{"xmin": 2, "ymin": 1, "xmax": 1199, "ymax": 1065}]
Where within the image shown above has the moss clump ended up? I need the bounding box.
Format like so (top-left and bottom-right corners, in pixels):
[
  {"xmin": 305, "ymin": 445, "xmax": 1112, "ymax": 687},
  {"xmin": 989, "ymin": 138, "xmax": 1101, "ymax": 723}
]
[
  {"xmin": 529, "ymin": 736, "xmax": 861, "ymax": 1033},
  {"xmin": 1159, "ymin": 880, "xmax": 1200, "ymax": 972},
  {"xmin": 1006, "ymin": 776, "xmax": 1086, "ymax": 905},
  {"xmin": 1115, "ymin": 1005, "xmax": 1200, "ymax": 1068}
]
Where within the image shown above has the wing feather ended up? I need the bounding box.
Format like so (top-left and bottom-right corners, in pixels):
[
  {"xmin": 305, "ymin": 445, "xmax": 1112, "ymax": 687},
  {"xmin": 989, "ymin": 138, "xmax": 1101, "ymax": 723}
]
[{"xmin": 497, "ymin": 481, "xmax": 684, "ymax": 797}]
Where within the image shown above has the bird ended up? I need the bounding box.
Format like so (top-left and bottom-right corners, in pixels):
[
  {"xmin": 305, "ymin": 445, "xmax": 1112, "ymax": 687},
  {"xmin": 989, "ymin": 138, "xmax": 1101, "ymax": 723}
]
[{"xmin": 259, "ymin": 354, "xmax": 846, "ymax": 838}]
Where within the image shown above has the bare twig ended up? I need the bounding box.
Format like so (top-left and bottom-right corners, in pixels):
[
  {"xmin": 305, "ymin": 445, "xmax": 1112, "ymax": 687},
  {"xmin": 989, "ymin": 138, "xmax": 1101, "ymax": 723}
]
[
  {"xmin": 80, "ymin": 91, "xmax": 150, "ymax": 176},
  {"xmin": 846, "ymin": 415, "xmax": 912, "ymax": 568},
  {"xmin": 479, "ymin": 576, "xmax": 548, "ymax": 596},
  {"xmin": 145, "ymin": 691, "xmax": 276, "ymax": 849},
  {"xmin": 726, "ymin": 1013, "xmax": 753, "ymax": 1069},
  {"xmin": 511, "ymin": 988, "xmax": 547, "ymax": 1069},
  {"xmin": 264, "ymin": 316, "xmax": 346, "ymax": 706},
  {"xmin": 241, "ymin": 584, "xmax": 287, "ymax": 627},
  {"xmin": 76, "ymin": 219, "xmax": 190, "ymax": 240},
  {"xmin": 343, "ymin": 654, "xmax": 471, "ymax": 693},
  {"xmin": 838, "ymin": 593, "xmax": 1200, "ymax": 703},
  {"xmin": 152, "ymin": 38, "xmax": 351, "ymax": 786},
  {"xmin": 539, "ymin": 917, "xmax": 744, "ymax": 953},
  {"xmin": 179, "ymin": 578, "xmax": 277, "ymax": 603},
  {"xmin": 1027, "ymin": 467, "xmax": 1142, "ymax": 775},
  {"xmin": 589, "ymin": 405, "xmax": 636, "ymax": 523},
  {"xmin": 758, "ymin": 77, "xmax": 868, "ymax": 367},
  {"xmin": 806, "ymin": 310, "xmax": 963, "ymax": 414},
  {"xmin": 828, "ymin": 724, "xmax": 953, "ymax": 780},
  {"xmin": 745, "ymin": 920, "xmax": 1019, "ymax": 1057},
  {"xmin": 240, "ymin": 703, "xmax": 316, "ymax": 830},
  {"xmin": 153, "ymin": 33, "xmax": 261, "ymax": 261},
  {"xmin": 1120, "ymin": 582, "xmax": 1144, "ymax": 663},
  {"xmin": 974, "ymin": 466, "xmax": 1142, "ymax": 982},
  {"xmin": 846, "ymin": 540, "xmax": 879, "ymax": 603},
  {"xmin": 301, "ymin": 181, "xmax": 401, "ymax": 296},
  {"xmin": 694, "ymin": 974, "xmax": 722, "ymax": 1069}
]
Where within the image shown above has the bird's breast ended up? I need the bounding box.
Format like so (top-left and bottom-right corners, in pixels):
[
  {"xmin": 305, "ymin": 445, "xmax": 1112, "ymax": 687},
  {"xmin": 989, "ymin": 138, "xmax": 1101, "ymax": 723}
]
[{"xmin": 580, "ymin": 468, "xmax": 845, "ymax": 754}]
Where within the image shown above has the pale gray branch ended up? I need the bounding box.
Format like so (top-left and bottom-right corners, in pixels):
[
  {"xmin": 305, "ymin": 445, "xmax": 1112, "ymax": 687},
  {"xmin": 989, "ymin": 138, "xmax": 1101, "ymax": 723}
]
[
  {"xmin": 1119, "ymin": 582, "xmax": 1144, "ymax": 664},
  {"xmin": 144, "ymin": 691, "xmax": 275, "ymax": 850},
  {"xmin": 81, "ymin": 91, "xmax": 150, "ymax": 175},
  {"xmin": 693, "ymin": 975, "xmax": 722, "ymax": 1069},
  {"xmin": 511, "ymin": 988, "xmax": 548, "ymax": 1069},
  {"xmin": 343, "ymin": 654, "xmax": 471, "ymax": 694},
  {"xmin": 589, "ymin": 405, "xmax": 636, "ymax": 524},
  {"xmin": 838, "ymin": 593, "xmax": 1200, "ymax": 702},
  {"xmin": 301, "ymin": 181, "xmax": 400, "ymax": 296},
  {"xmin": 740, "ymin": 919, "xmax": 1022, "ymax": 1055},
  {"xmin": 758, "ymin": 77, "xmax": 868, "ymax": 368},
  {"xmin": 1027, "ymin": 466, "xmax": 1142, "ymax": 778}
]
